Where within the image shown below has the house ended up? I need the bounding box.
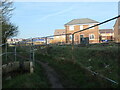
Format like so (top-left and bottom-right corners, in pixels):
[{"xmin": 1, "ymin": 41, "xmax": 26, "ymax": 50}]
[
  {"xmin": 113, "ymin": 17, "xmax": 120, "ymax": 43},
  {"xmin": 32, "ymin": 38, "xmax": 46, "ymax": 45},
  {"xmin": 99, "ymin": 29, "xmax": 114, "ymax": 42},
  {"xmin": 7, "ymin": 38, "xmax": 23, "ymax": 44},
  {"xmin": 64, "ymin": 18, "xmax": 100, "ymax": 44},
  {"xmin": 54, "ymin": 29, "xmax": 66, "ymax": 44}
]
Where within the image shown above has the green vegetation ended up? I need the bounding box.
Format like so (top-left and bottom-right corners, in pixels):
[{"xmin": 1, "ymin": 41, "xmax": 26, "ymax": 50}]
[
  {"xmin": 2, "ymin": 63, "xmax": 51, "ymax": 88},
  {"xmin": 35, "ymin": 44, "xmax": 119, "ymax": 88},
  {"xmin": 1, "ymin": 0, "xmax": 18, "ymax": 44},
  {"xmin": 2, "ymin": 44, "xmax": 119, "ymax": 88}
]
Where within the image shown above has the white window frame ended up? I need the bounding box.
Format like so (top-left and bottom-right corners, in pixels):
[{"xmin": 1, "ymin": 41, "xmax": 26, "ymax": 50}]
[
  {"xmin": 69, "ymin": 25, "xmax": 74, "ymax": 31},
  {"xmin": 80, "ymin": 25, "xmax": 83, "ymax": 30},
  {"xmin": 89, "ymin": 34, "xmax": 95, "ymax": 40},
  {"xmin": 89, "ymin": 24, "xmax": 95, "ymax": 29}
]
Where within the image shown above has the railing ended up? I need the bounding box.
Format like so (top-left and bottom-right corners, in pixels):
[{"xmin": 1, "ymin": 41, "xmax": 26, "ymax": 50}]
[{"xmin": 1, "ymin": 15, "xmax": 120, "ymax": 87}]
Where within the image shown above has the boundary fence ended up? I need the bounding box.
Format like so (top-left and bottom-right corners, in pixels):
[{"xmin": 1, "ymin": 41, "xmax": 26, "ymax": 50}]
[{"xmin": 1, "ymin": 15, "xmax": 120, "ymax": 86}]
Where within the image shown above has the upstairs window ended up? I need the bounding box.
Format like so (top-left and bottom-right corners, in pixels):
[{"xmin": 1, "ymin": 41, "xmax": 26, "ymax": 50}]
[
  {"xmin": 80, "ymin": 25, "xmax": 83, "ymax": 30},
  {"xmin": 89, "ymin": 34, "xmax": 95, "ymax": 40},
  {"xmin": 89, "ymin": 24, "xmax": 95, "ymax": 29},
  {"xmin": 69, "ymin": 25, "xmax": 74, "ymax": 31}
]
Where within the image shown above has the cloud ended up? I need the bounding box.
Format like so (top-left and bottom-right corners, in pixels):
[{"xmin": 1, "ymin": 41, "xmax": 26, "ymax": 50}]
[{"xmin": 37, "ymin": 6, "xmax": 74, "ymax": 22}]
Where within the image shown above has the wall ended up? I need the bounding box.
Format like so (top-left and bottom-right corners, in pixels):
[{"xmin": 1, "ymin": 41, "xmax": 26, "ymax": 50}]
[
  {"xmin": 114, "ymin": 17, "xmax": 120, "ymax": 42},
  {"xmin": 65, "ymin": 24, "xmax": 99, "ymax": 44}
]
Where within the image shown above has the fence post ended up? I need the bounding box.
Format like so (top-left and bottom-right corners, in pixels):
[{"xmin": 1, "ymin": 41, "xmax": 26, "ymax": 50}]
[
  {"xmin": 0, "ymin": 6, "xmax": 2, "ymax": 89},
  {"xmin": 5, "ymin": 43, "xmax": 7, "ymax": 62},
  {"xmin": 45, "ymin": 37, "xmax": 47, "ymax": 45},
  {"xmin": 45, "ymin": 37, "xmax": 48, "ymax": 55},
  {"xmin": 30, "ymin": 38, "xmax": 34, "ymax": 73},
  {"xmin": 72, "ymin": 34, "xmax": 75, "ymax": 64},
  {"xmin": 66, "ymin": 34, "xmax": 67, "ymax": 44},
  {"xmin": 15, "ymin": 42, "xmax": 17, "ymax": 61},
  {"xmin": 32, "ymin": 38, "xmax": 35, "ymax": 65},
  {"xmin": 30, "ymin": 39, "xmax": 31, "ymax": 61}
]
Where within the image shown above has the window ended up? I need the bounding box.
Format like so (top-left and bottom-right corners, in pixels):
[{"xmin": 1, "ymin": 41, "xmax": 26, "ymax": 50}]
[
  {"xmin": 89, "ymin": 34, "xmax": 95, "ymax": 40},
  {"xmin": 89, "ymin": 24, "xmax": 95, "ymax": 29},
  {"xmin": 80, "ymin": 25, "xmax": 83, "ymax": 30},
  {"xmin": 56, "ymin": 36, "xmax": 59, "ymax": 38},
  {"xmin": 69, "ymin": 25, "xmax": 74, "ymax": 31},
  {"xmin": 69, "ymin": 35, "xmax": 72, "ymax": 40}
]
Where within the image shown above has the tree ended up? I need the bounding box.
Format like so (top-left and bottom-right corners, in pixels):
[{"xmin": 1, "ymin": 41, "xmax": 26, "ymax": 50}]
[{"xmin": 1, "ymin": 0, "xmax": 18, "ymax": 44}]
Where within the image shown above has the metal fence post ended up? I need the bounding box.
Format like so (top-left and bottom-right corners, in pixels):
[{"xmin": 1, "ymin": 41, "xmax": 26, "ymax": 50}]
[
  {"xmin": 45, "ymin": 37, "xmax": 48, "ymax": 55},
  {"xmin": 30, "ymin": 39, "xmax": 31, "ymax": 61},
  {"xmin": 72, "ymin": 34, "xmax": 75, "ymax": 64},
  {"xmin": 45, "ymin": 37, "xmax": 47, "ymax": 45},
  {"xmin": 15, "ymin": 42, "xmax": 16, "ymax": 61},
  {"xmin": 32, "ymin": 38, "xmax": 35, "ymax": 65},
  {"xmin": 66, "ymin": 34, "xmax": 67, "ymax": 44},
  {"xmin": 5, "ymin": 43, "xmax": 7, "ymax": 62}
]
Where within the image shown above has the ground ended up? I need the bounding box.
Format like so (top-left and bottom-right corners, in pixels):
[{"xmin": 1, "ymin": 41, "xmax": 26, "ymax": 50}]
[{"xmin": 2, "ymin": 43, "xmax": 119, "ymax": 88}]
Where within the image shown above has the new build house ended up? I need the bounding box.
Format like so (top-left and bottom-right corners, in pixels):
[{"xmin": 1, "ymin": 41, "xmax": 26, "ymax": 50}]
[
  {"xmin": 114, "ymin": 17, "xmax": 120, "ymax": 42},
  {"xmin": 54, "ymin": 29, "xmax": 66, "ymax": 44},
  {"xmin": 65, "ymin": 18, "xmax": 100, "ymax": 44},
  {"xmin": 99, "ymin": 29, "xmax": 114, "ymax": 42}
]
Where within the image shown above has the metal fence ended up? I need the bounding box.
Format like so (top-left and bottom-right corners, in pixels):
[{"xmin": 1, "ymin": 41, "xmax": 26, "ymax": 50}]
[
  {"xmin": 1, "ymin": 39, "xmax": 35, "ymax": 65},
  {"xmin": 1, "ymin": 15, "xmax": 120, "ymax": 86}
]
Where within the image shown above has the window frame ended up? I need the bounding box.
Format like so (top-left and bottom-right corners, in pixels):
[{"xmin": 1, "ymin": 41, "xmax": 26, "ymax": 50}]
[
  {"xmin": 89, "ymin": 34, "xmax": 95, "ymax": 40},
  {"xmin": 80, "ymin": 25, "xmax": 83, "ymax": 30},
  {"xmin": 69, "ymin": 25, "xmax": 75, "ymax": 31}
]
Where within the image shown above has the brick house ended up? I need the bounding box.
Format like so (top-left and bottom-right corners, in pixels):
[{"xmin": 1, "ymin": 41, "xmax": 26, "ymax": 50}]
[
  {"xmin": 54, "ymin": 29, "xmax": 66, "ymax": 44},
  {"xmin": 113, "ymin": 17, "xmax": 120, "ymax": 43},
  {"xmin": 64, "ymin": 18, "xmax": 99, "ymax": 44},
  {"xmin": 99, "ymin": 29, "xmax": 114, "ymax": 42}
]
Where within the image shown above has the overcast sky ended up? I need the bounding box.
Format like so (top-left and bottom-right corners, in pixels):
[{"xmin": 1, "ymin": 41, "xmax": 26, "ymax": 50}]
[{"xmin": 11, "ymin": 2, "xmax": 118, "ymax": 39}]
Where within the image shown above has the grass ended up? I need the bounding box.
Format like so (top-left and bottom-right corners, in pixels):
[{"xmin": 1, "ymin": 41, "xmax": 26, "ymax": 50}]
[
  {"xmin": 35, "ymin": 53, "xmax": 118, "ymax": 88},
  {"xmin": 45, "ymin": 45, "xmax": 119, "ymax": 82},
  {"xmin": 35, "ymin": 44, "xmax": 119, "ymax": 88},
  {"xmin": 2, "ymin": 44, "xmax": 119, "ymax": 88},
  {"xmin": 2, "ymin": 63, "xmax": 51, "ymax": 88}
]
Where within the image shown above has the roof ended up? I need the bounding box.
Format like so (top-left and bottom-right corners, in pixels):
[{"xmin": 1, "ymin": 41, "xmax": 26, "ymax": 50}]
[
  {"xmin": 99, "ymin": 29, "xmax": 114, "ymax": 33},
  {"xmin": 65, "ymin": 18, "xmax": 99, "ymax": 25},
  {"xmin": 113, "ymin": 17, "xmax": 120, "ymax": 27},
  {"xmin": 54, "ymin": 29, "xmax": 65, "ymax": 35}
]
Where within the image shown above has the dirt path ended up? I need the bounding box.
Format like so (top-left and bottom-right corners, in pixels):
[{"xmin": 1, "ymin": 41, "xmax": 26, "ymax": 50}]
[{"xmin": 36, "ymin": 60, "xmax": 64, "ymax": 88}]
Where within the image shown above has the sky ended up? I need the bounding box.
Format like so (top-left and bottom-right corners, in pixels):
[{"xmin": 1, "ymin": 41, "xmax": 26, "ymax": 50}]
[{"xmin": 10, "ymin": 2, "xmax": 118, "ymax": 39}]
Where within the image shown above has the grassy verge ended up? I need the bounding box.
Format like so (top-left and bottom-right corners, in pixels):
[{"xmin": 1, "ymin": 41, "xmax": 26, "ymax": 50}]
[
  {"xmin": 2, "ymin": 63, "xmax": 51, "ymax": 88},
  {"xmin": 46, "ymin": 45, "xmax": 119, "ymax": 82},
  {"xmin": 35, "ymin": 45, "xmax": 119, "ymax": 88}
]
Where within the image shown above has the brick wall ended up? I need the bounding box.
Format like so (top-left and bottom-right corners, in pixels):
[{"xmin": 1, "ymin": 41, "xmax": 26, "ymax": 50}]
[
  {"xmin": 114, "ymin": 17, "xmax": 120, "ymax": 42},
  {"xmin": 65, "ymin": 24, "xmax": 99, "ymax": 44}
]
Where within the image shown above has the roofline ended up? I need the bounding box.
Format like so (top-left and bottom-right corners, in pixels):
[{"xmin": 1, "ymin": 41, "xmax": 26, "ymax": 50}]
[
  {"xmin": 113, "ymin": 19, "xmax": 118, "ymax": 27},
  {"xmin": 113, "ymin": 17, "xmax": 120, "ymax": 27},
  {"xmin": 64, "ymin": 23, "xmax": 99, "ymax": 26},
  {"xmin": 99, "ymin": 29, "xmax": 113, "ymax": 30}
]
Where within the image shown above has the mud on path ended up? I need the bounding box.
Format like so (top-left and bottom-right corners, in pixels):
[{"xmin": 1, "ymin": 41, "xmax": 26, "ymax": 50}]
[{"xmin": 36, "ymin": 60, "xmax": 64, "ymax": 88}]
